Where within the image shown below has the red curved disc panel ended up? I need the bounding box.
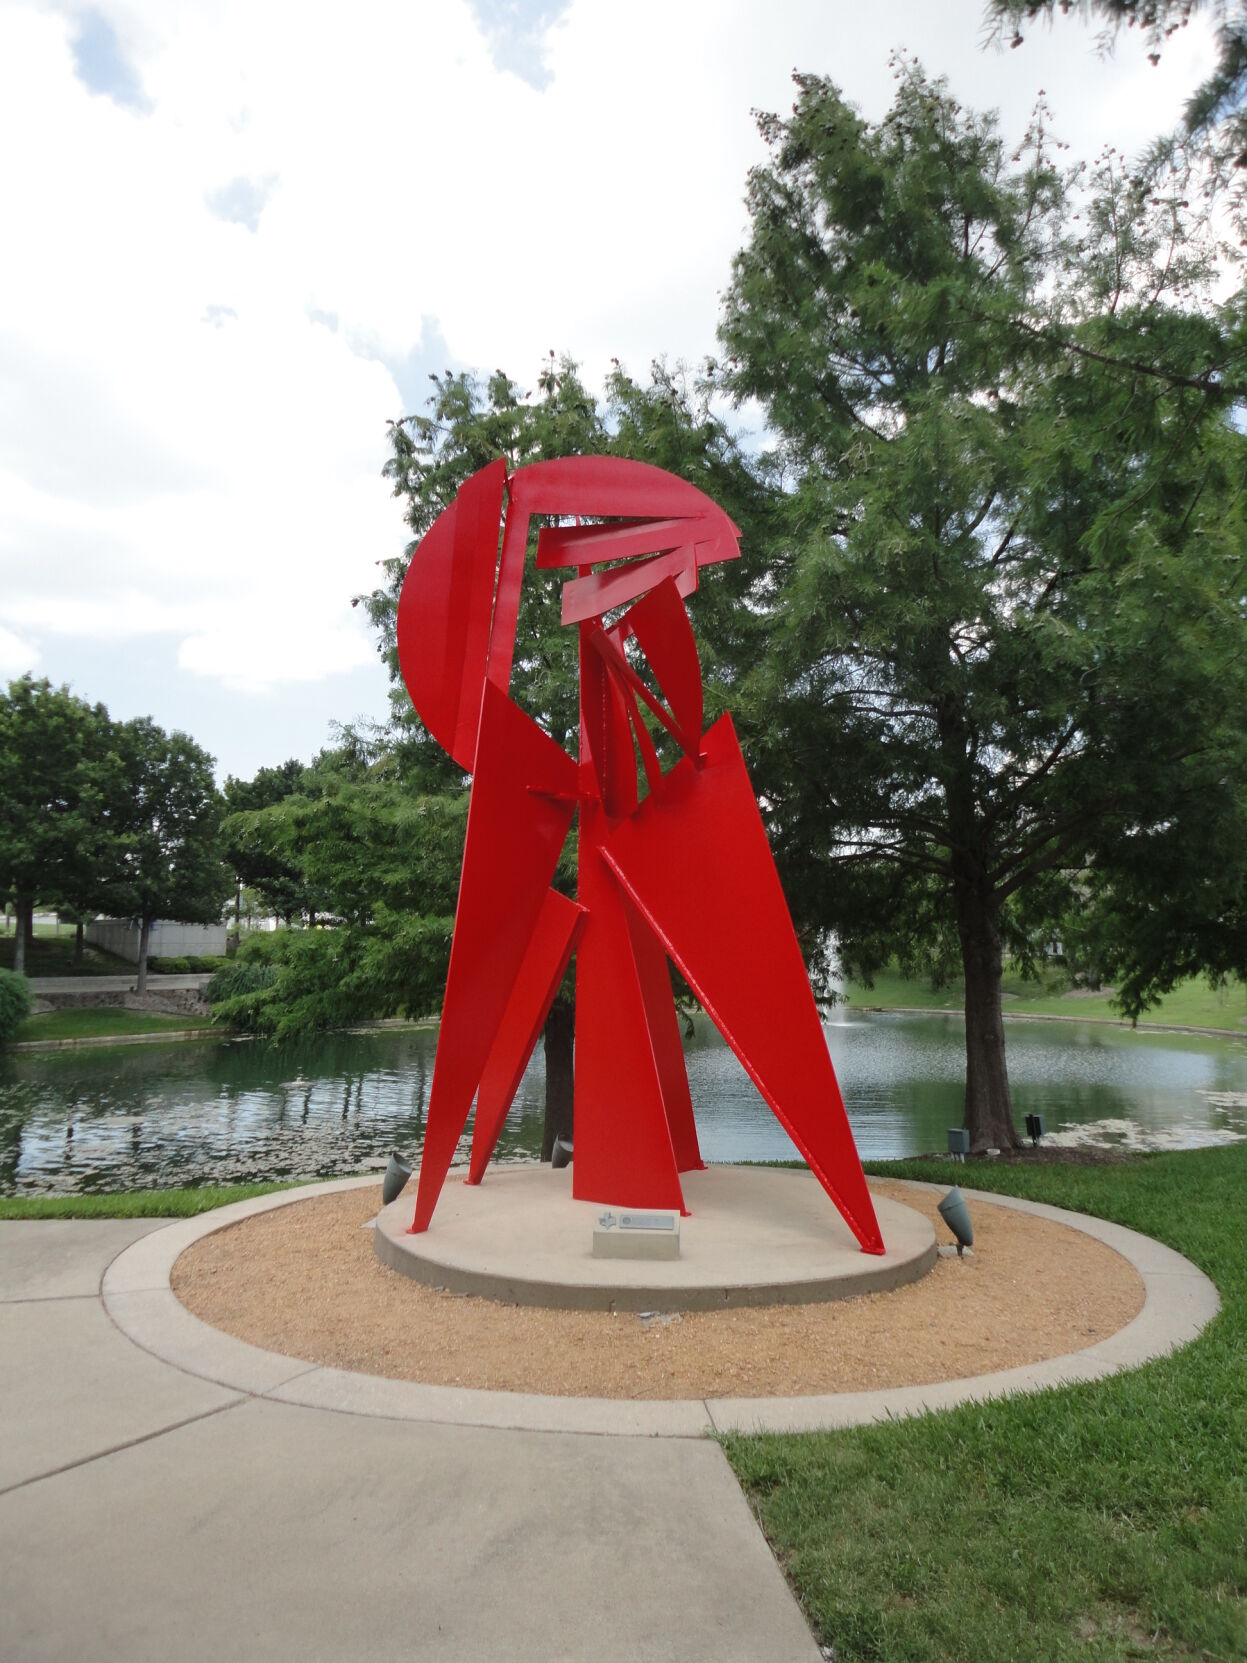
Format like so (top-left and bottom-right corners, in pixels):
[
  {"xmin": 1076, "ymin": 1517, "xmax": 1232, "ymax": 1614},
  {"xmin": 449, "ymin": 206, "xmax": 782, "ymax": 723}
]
[{"xmin": 396, "ymin": 458, "xmax": 505, "ymax": 771}]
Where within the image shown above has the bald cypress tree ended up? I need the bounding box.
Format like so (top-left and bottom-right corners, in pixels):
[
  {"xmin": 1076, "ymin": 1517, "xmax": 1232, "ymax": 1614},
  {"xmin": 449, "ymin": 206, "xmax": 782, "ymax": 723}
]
[{"xmin": 719, "ymin": 64, "xmax": 1247, "ymax": 1147}]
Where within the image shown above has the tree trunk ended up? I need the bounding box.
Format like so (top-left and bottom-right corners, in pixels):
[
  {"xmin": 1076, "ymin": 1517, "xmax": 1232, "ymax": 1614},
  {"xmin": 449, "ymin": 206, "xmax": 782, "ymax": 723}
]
[
  {"xmin": 955, "ymin": 883, "xmax": 1020, "ymax": 1150},
  {"xmin": 135, "ymin": 915, "xmax": 152, "ymax": 996},
  {"xmin": 12, "ymin": 894, "xmax": 27, "ymax": 976},
  {"xmin": 24, "ymin": 904, "xmax": 35, "ymax": 947},
  {"xmin": 540, "ymin": 994, "xmax": 575, "ymax": 1161},
  {"xmin": 74, "ymin": 920, "xmax": 84, "ymax": 970}
]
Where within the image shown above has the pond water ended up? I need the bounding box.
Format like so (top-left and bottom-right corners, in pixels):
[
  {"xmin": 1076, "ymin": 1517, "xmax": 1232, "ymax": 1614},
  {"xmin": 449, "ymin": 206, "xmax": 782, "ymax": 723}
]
[{"xmin": 2, "ymin": 1012, "xmax": 1246, "ymax": 1196}]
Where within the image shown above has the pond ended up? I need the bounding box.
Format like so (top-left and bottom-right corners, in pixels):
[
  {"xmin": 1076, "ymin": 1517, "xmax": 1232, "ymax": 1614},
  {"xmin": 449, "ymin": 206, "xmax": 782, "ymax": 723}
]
[{"xmin": 2, "ymin": 1012, "xmax": 1246, "ymax": 1196}]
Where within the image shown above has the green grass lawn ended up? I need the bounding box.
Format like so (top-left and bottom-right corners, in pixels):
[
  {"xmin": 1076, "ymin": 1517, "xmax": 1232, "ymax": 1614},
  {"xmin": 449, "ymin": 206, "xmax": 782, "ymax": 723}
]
[
  {"xmin": 0, "ymin": 933, "xmax": 131, "ymax": 977},
  {"xmin": 843, "ymin": 965, "xmax": 1247, "ymax": 1032},
  {"xmin": 0, "ymin": 932, "xmax": 228, "ymax": 980},
  {"xmin": 0, "ymin": 1181, "xmax": 301, "ymax": 1219},
  {"xmin": 725, "ymin": 1145, "xmax": 1247, "ymax": 1662},
  {"xmin": 12, "ymin": 1008, "xmax": 216, "ymax": 1045}
]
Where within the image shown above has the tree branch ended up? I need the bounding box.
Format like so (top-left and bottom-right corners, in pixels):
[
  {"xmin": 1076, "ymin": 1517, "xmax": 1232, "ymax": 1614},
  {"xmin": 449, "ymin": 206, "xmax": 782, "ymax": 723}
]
[{"xmin": 1004, "ymin": 312, "xmax": 1223, "ymax": 393}]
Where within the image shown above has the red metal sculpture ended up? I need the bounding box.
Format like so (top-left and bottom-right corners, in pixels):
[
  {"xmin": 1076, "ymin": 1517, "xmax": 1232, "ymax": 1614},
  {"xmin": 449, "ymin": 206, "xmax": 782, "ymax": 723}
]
[{"xmin": 397, "ymin": 457, "xmax": 885, "ymax": 1255}]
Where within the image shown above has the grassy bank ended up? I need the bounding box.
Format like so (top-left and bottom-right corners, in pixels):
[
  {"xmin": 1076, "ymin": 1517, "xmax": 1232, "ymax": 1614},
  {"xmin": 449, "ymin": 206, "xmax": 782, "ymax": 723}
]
[
  {"xmin": 0, "ymin": 933, "xmax": 227, "ymax": 979},
  {"xmin": 0, "ymin": 934, "xmax": 131, "ymax": 977},
  {"xmin": 12, "ymin": 1008, "xmax": 216, "ymax": 1045},
  {"xmin": 0, "ymin": 1181, "xmax": 301, "ymax": 1219},
  {"xmin": 842, "ymin": 965, "xmax": 1247, "ymax": 1032},
  {"xmin": 725, "ymin": 1145, "xmax": 1247, "ymax": 1662}
]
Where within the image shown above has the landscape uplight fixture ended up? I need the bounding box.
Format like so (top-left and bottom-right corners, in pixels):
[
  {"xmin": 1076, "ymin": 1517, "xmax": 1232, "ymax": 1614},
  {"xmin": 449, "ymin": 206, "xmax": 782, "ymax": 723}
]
[
  {"xmin": 937, "ymin": 1186, "xmax": 974, "ymax": 1256},
  {"xmin": 1025, "ymin": 1113, "xmax": 1045, "ymax": 1148},
  {"xmin": 947, "ymin": 1128, "xmax": 970, "ymax": 1162},
  {"xmin": 382, "ymin": 1152, "xmax": 413, "ymax": 1205},
  {"xmin": 551, "ymin": 1136, "xmax": 573, "ymax": 1170}
]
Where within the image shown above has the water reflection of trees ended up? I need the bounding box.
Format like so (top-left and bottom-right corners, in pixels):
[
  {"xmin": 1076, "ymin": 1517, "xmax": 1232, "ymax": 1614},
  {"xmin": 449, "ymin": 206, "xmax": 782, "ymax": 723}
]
[{"xmin": 5, "ymin": 1020, "xmax": 1242, "ymax": 1195}]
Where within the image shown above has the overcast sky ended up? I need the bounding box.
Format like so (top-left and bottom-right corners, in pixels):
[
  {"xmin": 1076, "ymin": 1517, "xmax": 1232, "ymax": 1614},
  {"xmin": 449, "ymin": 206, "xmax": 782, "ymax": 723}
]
[{"xmin": 0, "ymin": 0, "xmax": 1217, "ymax": 784}]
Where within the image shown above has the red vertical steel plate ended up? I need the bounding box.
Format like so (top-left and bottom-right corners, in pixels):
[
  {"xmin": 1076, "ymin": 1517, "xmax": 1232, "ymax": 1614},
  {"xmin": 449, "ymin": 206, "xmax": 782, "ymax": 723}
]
[
  {"xmin": 572, "ymin": 800, "xmax": 687, "ymax": 1213},
  {"xmin": 599, "ymin": 714, "xmax": 885, "ymax": 1254},
  {"xmin": 467, "ymin": 889, "xmax": 585, "ymax": 1184},
  {"xmin": 409, "ymin": 681, "xmax": 578, "ymax": 1233},
  {"xmin": 624, "ymin": 895, "xmax": 704, "ymax": 1174},
  {"xmin": 618, "ymin": 577, "xmax": 704, "ymax": 752}
]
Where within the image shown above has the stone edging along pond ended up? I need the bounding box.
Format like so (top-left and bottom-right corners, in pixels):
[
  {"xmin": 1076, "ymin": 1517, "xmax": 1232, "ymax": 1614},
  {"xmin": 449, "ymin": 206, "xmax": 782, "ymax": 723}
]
[
  {"xmin": 6, "ymin": 1016, "xmax": 439, "ymax": 1054},
  {"xmin": 10, "ymin": 1005, "xmax": 1243, "ymax": 1053}
]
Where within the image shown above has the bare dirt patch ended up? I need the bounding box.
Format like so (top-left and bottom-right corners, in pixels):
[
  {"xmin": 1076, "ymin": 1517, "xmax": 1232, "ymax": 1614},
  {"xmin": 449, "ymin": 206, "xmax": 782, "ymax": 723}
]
[{"xmin": 172, "ymin": 1180, "xmax": 1144, "ymax": 1400}]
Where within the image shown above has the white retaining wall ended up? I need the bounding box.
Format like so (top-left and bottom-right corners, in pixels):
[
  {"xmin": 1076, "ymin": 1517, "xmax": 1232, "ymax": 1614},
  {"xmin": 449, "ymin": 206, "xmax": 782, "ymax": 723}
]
[{"xmin": 85, "ymin": 918, "xmax": 228, "ymax": 963}]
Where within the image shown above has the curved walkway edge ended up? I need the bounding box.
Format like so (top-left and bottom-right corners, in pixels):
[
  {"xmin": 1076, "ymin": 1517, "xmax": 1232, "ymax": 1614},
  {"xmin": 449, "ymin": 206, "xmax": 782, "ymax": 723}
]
[{"xmin": 100, "ymin": 1175, "xmax": 1221, "ymax": 1439}]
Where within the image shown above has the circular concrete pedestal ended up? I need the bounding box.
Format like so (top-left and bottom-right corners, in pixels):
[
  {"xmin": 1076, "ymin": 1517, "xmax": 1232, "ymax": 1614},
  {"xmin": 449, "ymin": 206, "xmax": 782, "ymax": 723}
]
[{"xmin": 374, "ymin": 1164, "xmax": 936, "ymax": 1311}]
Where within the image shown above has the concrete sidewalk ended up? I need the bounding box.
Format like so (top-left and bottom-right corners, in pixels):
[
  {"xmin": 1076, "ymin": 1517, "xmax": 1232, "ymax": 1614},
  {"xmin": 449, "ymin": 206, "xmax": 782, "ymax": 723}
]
[{"xmin": 0, "ymin": 1220, "xmax": 821, "ymax": 1663}]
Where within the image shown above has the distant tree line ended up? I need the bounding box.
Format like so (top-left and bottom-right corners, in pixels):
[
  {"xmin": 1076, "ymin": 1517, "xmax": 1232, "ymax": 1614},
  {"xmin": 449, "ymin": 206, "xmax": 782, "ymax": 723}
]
[{"xmin": 0, "ymin": 678, "xmax": 228, "ymax": 992}]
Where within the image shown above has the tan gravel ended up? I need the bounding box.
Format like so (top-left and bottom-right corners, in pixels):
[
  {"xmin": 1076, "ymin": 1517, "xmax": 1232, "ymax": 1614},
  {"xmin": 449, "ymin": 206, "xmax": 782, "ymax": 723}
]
[{"xmin": 171, "ymin": 1180, "xmax": 1144, "ymax": 1400}]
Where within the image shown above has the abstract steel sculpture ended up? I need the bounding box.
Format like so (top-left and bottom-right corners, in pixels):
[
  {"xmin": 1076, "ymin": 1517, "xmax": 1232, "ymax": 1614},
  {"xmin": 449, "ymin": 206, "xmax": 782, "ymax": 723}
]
[{"xmin": 397, "ymin": 456, "xmax": 884, "ymax": 1255}]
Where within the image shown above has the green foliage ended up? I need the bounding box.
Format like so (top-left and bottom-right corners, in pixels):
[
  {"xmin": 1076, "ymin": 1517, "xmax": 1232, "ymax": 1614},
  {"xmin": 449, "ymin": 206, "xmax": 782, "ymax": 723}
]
[
  {"xmin": 984, "ymin": 2, "xmax": 1247, "ymax": 214},
  {"xmin": 221, "ymin": 759, "xmax": 314, "ymax": 925},
  {"xmin": 717, "ymin": 62, "xmax": 1247, "ymax": 1141},
  {"xmin": 205, "ymin": 914, "xmax": 452, "ymax": 1039},
  {"xmin": 726, "ymin": 1143, "xmax": 1247, "ymax": 1662},
  {"xmin": 0, "ymin": 681, "xmax": 231, "ymax": 989},
  {"xmin": 145, "ymin": 954, "xmax": 224, "ymax": 974},
  {"xmin": 0, "ymin": 934, "xmax": 120, "ymax": 977},
  {"xmin": 0, "ymin": 677, "xmax": 125, "ymax": 971},
  {"xmin": 205, "ymin": 952, "xmax": 282, "ymax": 1006},
  {"xmin": 212, "ymin": 743, "xmax": 466, "ymax": 1037},
  {"xmin": 107, "ymin": 717, "xmax": 229, "ymax": 930},
  {"xmin": 0, "ymin": 968, "xmax": 32, "ymax": 1047},
  {"xmin": 1047, "ymin": 727, "xmax": 1247, "ymax": 1017}
]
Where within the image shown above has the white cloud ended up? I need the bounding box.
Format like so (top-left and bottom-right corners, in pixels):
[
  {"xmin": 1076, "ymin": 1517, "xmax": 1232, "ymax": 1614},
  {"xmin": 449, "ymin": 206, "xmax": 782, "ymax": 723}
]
[
  {"xmin": 178, "ymin": 619, "xmax": 373, "ymax": 695},
  {"xmin": 0, "ymin": 0, "xmax": 1222, "ymax": 772},
  {"xmin": 0, "ymin": 623, "xmax": 40, "ymax": 678},
  {"xmin": 0, "ymin": 3, "xmax": 409, "ymax": 706}
]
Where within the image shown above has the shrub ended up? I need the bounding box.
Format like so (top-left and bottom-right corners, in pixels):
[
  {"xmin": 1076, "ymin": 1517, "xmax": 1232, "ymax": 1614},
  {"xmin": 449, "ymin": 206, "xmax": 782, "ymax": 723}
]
[
  {"xmin": 203, "ymin": 916, "xmax": 451, "ymax": 1039},
  {"xmin": 147, "ymin": 953, "xmax": 229, "ymax": 975},
  {"xmin": 0, "ymin": 969, "xmax": 32, "ymax": 1047},
  {"xmin": 205, "ymin": 960, "xmax": 281, "ymax": 1008}
]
